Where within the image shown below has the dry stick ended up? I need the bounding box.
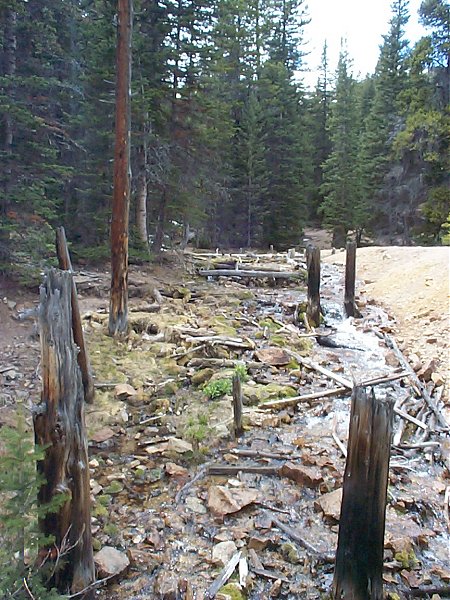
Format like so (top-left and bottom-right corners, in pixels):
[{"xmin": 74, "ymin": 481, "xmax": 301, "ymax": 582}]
[
  {"xmin": 444, "ymin": 486, "xmax": 450, "ymax": 530},
  {"xmin": 384, "ymin": 334, "xmax": 448, "ymax": 430},
  {"xmin": 394, "ymin": 407, "xmax": 428, "ymax": 431},
  {"xmin": 229, "ymin": 449, "xmax": 300, "ymax": 460},
  {"xmin": 175, "ymin": 462, "xmax": 212, "ymax": 505},
  {"xmin": 205, "ymin": 551, "xmax": 242, "ymax": 599},
  {"xmin": 401, "ymin": 586, "xmax": 450, "ymax": 598},
  {"xmin": 271, "ymin": 517, "xmax": 334, "ymax": 563},
  {"xmin": 344, "ymin": 241, "xmax": 362, "ymax": 318},
  {"xmin": 261, "ymin": 387, "xmax": 349, "ymax": 410},
  {"xmin": 332, "ymin": 415, "xmax": 347, "ymax": 458},
  {"xmin": 55, "ymin": 226, "xmax": 95, "ymax": 404},
  {"xmin": 232, "ymin": 374, "xmax": 244, "ymax": 438},
  {"xmin": 187, "ymin": 358, "xmax": 260, "ymax": 369},
  {"xmin": 286, "ymin": 349, "xmax": 353, "ymax": 389},
  {"xmin": 208, "ymin": 465, "xmax": 281, "ymax": 477},
  {"xmin": 333, "ymin": 386, "xmax": 394, "ymax": 600}
]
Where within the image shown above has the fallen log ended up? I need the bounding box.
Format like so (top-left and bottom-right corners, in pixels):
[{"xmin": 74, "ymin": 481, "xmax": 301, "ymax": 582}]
[
  {"xmin": 198, "ymin": 269, "xmax": 304, "ymax": 279},
  {"xmin": 261, "ymin": 387, "xmax": 349, "ymax": 410},
  {"xmin": 184, "ymin": 335, "xmax": 255, "ymax": 349}
]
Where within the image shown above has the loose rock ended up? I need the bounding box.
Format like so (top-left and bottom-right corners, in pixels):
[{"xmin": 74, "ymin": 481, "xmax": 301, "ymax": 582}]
[{"xmin": 94, "ymin": 546, "xmax": 130, "ymax": 578}]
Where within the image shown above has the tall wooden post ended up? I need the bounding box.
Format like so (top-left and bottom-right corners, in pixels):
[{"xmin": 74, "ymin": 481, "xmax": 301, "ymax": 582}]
[
  {"xmin": 344, "ymin": 241, "xmax": 362, "ymax": 318},
  {"xmin": 55, "ymin": 227, "xmax": 95, "ymax": 403},
  {"xmin": 306, "ymin": 246, "xmax": 322, "ymax": 328},
  {"xmin": 333, "ymin": 386, "xmax": 394, "ymax": 600},
  {"xmin": 33, "ymin": 270, "xmax": 94, "ymax": 598},
  {"xmin": 232, "ymin": 374, "xmax": 244, "ymax": 438},
  {"xmin": 109, "ymin": 0, "xmax": 133, "ymax": 336}
]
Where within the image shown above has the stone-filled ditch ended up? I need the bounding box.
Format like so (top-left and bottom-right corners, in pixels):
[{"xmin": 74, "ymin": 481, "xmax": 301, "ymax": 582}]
[{"xmin": 73, "ymin": 251, "xmax": 450, "ymax": 599}]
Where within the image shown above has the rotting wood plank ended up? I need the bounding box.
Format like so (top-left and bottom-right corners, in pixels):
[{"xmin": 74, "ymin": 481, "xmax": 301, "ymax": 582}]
[
  {"xmin": 55, "ymin": 226, "xmax": 95, "ymax": 403},
  {"xmin": 333, "ymin": 386, "xmax": 394, "ymax": 600},
  {"xmin": 33, "ymin": 269, "xmax": 94, "ymax": 598}
]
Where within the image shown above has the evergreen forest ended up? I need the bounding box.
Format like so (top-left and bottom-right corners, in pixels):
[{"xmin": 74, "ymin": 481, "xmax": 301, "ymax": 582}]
[{"xmin": 0, "ymin": 0, "xmax": 449, "ymax": 281}]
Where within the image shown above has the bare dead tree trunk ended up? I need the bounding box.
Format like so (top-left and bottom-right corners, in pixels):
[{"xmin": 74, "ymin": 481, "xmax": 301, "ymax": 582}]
[
  {"xmin": 136, "ymin": 141, "xmax": 148, "ymax": 246},
  {"xmin": 333, "ymin": 386, "xmax": 394, "ymax": 600},
  {"xmin": 306, "ymin": 246, "xmax": 322, "ymax": 328},
  {"xmin": 344, "ymin": 241, "xmax": 362, "ymax": 318},
  {"xmin": 33, "ymin": 270, "xmax": 94, "ymax": 598},
  {"xmin": 109, "ymin": 0, "xmax": 133, "ymax": 336},
  {"xmin": 153, "ymin": 187, "xmax": 167, "ymax": 255},
  {"xmin": 1, "ymin": 6, "xmax": 16, "ymax": 213},
  {"xmin": 55, "ymin": 227, "xmax": 95, "ymax": 403}
]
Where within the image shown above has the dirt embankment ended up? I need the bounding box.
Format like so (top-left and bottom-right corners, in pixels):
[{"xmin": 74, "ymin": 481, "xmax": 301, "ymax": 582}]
[{"xmin": 323, "ymin": 246, "xmax": 449, "ymax": 381}]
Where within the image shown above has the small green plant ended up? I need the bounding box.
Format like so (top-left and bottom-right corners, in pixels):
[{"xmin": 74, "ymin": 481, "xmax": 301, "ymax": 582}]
[
  {"xmin": 203, "ymin": 378, "xmax": 232, "ymax": 399},
  {"xmin": 234, "ymin": 362, "xmax": 248, "ymax": 382},
  {"xmin": 0, "ymin": 410, "xmax": 65, "ymax": 599},
  {"xmin": 185, "ymin": 413, "xmax": 211, "ymax": 444}
]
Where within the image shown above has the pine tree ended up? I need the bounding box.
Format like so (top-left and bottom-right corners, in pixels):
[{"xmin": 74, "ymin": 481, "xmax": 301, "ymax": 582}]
[
  {"xmin": 320, "ymin": 49, "xmax": 361, "ymax": 247},
  {"xmin": 0, "ymin": 411, "xmax": 65, "ymax": 599},
  {"xmin": 308, "ymin": 41, "xmax": 332, "ymax": 221}
]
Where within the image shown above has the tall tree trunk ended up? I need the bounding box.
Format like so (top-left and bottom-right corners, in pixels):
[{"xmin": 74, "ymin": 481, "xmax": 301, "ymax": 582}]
[
  {"xmin": 135, "ymin": 141, "xmax": 148, "ymax": 246},
  {"xmin": 1, "ymin": 6, "xmax": 17, "ymax": 213},
  {"xmin": 109, "ymin": 0, "xmax": 133, "ymax": 336},
  {"xmin": 153, "ymin": 188, "xmax": 167, "ymax": 254}
]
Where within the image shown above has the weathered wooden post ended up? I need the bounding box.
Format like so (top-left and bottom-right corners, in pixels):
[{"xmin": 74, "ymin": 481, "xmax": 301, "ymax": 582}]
[
  {"xmin": 33, "ymin": 269, "xmax": 95, "ymax": 598},
  {"xmin": 344, "ymin": 241, "xmax": 362, "ymax": 318},
  {"xmin": 55, "ymin": 226, "xmax": 95, "ymax": 403},
  {"xmin": 232, "ymin": 374, "xmax": 244, "ymax": 438},
  {"xmin": 306, "ymin": 245, "xmax": 322, "ymax": 328},
  {"xmin": 333, "ymin": 386, "xmax": 394, "ymax": 600}
]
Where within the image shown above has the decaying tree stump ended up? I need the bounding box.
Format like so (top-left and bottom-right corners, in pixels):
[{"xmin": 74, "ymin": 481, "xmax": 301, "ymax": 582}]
[
  {"xmin": 333, "ymin": 386, "xmax": 394, "ymax": 600},
  {"xmin": 55, "ymin": 226, "xmax": 95, "ymax": 403},
  {"xmin": 33, "ymin": 269, "xmax": 94, "ymax": 598},
  {"xmin": 306, "ymin": 246, "xmax": 322, "ymax": 327},
  {"xmin": 344, "ymin": 241, "xmax": 362, "ymax": 318}
]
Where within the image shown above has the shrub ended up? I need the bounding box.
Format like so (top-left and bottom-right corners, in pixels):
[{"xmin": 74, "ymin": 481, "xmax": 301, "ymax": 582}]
[
  {"xmin": 203, "ymin": 378, "xmax": 232, "ymax": 399},
  {"xmin": 0, "ymin": 410, "xmax": 65, "ymax": 599}
]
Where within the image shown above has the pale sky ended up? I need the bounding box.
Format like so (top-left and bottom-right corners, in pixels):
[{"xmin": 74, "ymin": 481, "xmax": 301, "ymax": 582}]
[{"xmin": 302, "ymin": 0, "xmax": 427, "ymax": 88}]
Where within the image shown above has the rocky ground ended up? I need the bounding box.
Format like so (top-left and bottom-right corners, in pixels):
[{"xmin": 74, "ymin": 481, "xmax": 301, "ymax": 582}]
[{"xmin": 0, "ymin": 242, "xmax": 449, "ymax": 599}]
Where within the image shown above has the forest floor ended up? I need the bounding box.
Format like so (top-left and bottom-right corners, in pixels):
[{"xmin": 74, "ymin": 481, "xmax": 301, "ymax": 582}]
[{"xmin": 0, "ymin": 238, "xmax": 449, "ymax": 599}]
